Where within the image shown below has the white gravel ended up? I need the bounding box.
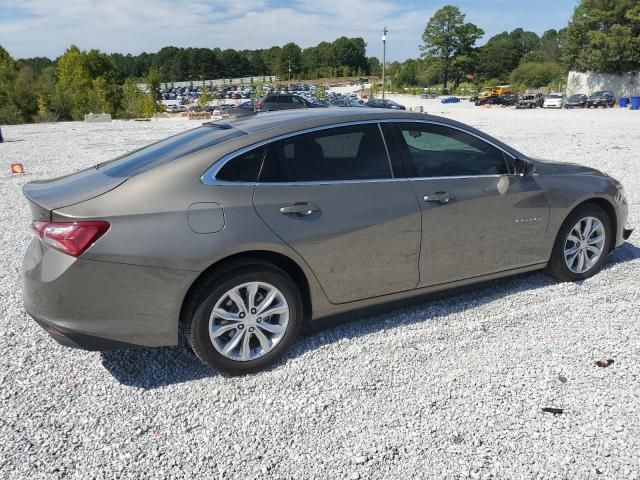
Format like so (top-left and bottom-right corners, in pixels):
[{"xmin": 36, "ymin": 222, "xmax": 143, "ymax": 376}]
[{"xmin": 1, "ymin": 106, "xmax": 639, "ymax": 480}]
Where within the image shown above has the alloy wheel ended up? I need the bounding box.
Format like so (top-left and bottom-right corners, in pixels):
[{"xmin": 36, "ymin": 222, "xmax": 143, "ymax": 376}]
[
  {"xmin": 208, "ymin": 282, "xmax": 290, "ymax": 361},
  {"xmin": 564, "ymin": 216, "xmax": 606, "ymax": 274}
]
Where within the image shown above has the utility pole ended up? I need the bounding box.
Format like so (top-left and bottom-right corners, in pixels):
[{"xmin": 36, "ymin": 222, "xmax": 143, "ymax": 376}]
[
  {"xmin": 382, "ymin": 26, "xmax": 388, "ymax": 100},
  {"xmin": 288, "ymin": 59, "xmax": 292, "ymax": 88}
]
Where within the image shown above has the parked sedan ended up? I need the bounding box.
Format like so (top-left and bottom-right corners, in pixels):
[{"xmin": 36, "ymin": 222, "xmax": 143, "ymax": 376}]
[
  {"xmin": 543, "ymin": 93, "xmax": 566, "ymax": 108},
  {"xmin": 366, "ymin": 99, "xmax": 406, "ymax": 110},
  {"xmin": 587, "ymin": 91, "xmax": 616, "ymax": 108},
  {"xmin": 565, "ymin": 94, "xmax": 588, "ymax": 109},
  {"xmin": 23, "ymin": 109, "xmax": 633, "ymax": 374}
]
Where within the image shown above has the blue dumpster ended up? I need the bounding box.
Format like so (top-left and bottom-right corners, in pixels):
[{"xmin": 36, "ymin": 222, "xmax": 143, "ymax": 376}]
[
  {"xmin": 620, "ymin": 97, "xmax": 630, "ymax": 108},
  {"xmin": 631, "ymin": 97, "xmax": 640, "ymax": 110}
]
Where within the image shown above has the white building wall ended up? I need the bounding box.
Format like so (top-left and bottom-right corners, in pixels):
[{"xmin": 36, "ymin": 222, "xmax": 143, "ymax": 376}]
[{"xmin": 566, "ymin": 71, "xmax": 640, "ymax": 98}]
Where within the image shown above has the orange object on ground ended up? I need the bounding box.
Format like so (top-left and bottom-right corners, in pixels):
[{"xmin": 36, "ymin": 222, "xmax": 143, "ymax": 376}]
[{"xmin": 11, "ymin": 163, "xmax": 24, "ymax": 174}]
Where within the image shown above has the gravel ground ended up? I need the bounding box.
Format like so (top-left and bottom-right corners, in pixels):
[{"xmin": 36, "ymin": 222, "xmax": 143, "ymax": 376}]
[{"xmin": 1, "ymin": 106, "xmax": 639, "ymax": 480}]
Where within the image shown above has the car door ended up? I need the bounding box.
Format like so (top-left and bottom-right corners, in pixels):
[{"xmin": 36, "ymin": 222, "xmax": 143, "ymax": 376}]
[
  {"xmin": 291, "ymin": 96, "xmax": 308, "ymax": 109},
  {"xmin": 276, "ymin": 95, "xmax": 294, "ymax": 110},
  {"xmin": 389, "ymin": 121, "xmax": 549, "ymax": 287},
  {"xmin": 253, "ymin": 122, "xmax": 421, "ymax": 304}
]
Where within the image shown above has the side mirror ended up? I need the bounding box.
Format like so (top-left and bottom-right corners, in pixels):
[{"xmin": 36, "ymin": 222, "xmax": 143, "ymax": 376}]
[{"xmin": 514, "ymin": 158, "xmax": 535, "ymax": 177}]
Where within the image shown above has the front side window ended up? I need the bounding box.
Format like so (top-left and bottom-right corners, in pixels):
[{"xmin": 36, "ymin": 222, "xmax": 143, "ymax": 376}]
[
  {"xmin": 278, "ymin": 96, "xmax": 292, "ymax": 104},
  {"xmin": 394, "ymin": 123, "xmax": 509, "ymax": 178},
  {"xmin": 260, "ymin": 124, "xmax": 392, "ymax": 182}
]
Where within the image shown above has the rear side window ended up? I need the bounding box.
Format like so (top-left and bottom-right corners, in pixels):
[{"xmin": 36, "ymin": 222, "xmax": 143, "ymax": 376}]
[
  {"xmin": 216, "ymin": 145, "xmax": 266, "ymax": 182},
  {"xmin": 278, "ymin": 96, "xmax": 293, "ymax": 104},
  {"xmin": 260, "ymin": 124, "xmax": 391, "ymax": 182},
  {"xmin": 99, "ymin": 127, "xmax": 244, "ymax": 178}
]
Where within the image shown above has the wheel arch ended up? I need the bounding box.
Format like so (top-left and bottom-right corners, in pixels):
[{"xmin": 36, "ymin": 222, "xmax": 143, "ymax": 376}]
[{"xmin": 179, "ymin": 250, "xmax": 313, "ymax": 328}]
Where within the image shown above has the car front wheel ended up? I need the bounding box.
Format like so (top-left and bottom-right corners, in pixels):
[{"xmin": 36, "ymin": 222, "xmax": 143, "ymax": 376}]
[
  {"xmin": 184, "ymin": 261, "xmax": 303, "ymax": 374},
  {"xmin": 545, "ymin": 204, "xmax": 612, "ymax": 282}
]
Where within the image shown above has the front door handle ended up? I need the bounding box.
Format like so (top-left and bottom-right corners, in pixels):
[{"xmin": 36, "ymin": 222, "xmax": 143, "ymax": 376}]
[
  {"xmin": 424, "ymin": 192, "xmax": 456, "ymax": 204},
  {"xmin": 279, "ymin": 203, "xmax": 321, "ymax": 216}
]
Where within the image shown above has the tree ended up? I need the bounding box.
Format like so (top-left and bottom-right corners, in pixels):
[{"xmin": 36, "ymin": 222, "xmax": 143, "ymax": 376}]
[
  {"xmin": 476, "ymin": 34, "xmax": 520, "ymax": 81},
  {"xmin": 55, "ymin": 45, "xmax": 92, "ymax": 120},
  {"xmin": 420, "ymin": 5, "xmax": 484, "ymax": 89},
  {"xmin": 0, "ymin": 46, "xmax": 16, "ymax": 104},
  {"xmin": 145, "ymin": 66, "xmax": 162, "ymax": 111},
  {"xmin": 563, "ymin": 0, "xmax": 640, "ymax": 74},
  {"xmin": 540, "ymin": 29, "xmax": 564, "ymax": 63}
]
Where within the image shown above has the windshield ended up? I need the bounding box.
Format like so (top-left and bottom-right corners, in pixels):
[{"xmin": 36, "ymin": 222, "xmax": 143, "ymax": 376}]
[
  {"xmin": 548, "ymin": 94, "xmax": 563, "ymax": 98},
  {"xmin": 98, "ymin": 126, "xmax": 245, "ymax": 178}
]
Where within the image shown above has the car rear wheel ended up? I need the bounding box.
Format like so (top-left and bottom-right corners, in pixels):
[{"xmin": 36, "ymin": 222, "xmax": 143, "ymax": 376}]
[
  {"xmin": 545, "ymin": 204, "xmax": 612, "ymax": 282},
  {"xmin": 184, "ymin": 261, "xmax": 303, "ymax": 374}
]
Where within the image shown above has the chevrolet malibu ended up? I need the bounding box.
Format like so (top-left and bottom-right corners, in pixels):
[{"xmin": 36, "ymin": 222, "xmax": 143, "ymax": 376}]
[{"xmin": 23, "ymin": 109, "xmax": 633, "ymax": 374}]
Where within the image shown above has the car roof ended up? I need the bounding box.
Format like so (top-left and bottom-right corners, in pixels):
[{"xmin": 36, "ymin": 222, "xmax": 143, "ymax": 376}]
[{"xmin": 204, "ymin": 108, "xmax": 526, "ymax": 159}]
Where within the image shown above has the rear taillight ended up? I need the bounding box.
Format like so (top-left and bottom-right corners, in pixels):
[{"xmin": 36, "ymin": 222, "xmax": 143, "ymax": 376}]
[
  {"xmin": 255, "ymin": 102, "xmax": 263, "ymax": 110},
  {"xmin": 31, "ymin": 221, "xmax": 110, "ymax": 257}
]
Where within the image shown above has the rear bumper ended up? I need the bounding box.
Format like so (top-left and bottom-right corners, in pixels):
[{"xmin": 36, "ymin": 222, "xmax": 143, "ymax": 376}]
[
  {"xmin": 32, "ymin": 315, "xmax": 143, "ymax": 350},
  {"xmin": 22, "ymin": 239, "xmax": 196, "ymax": 349}
]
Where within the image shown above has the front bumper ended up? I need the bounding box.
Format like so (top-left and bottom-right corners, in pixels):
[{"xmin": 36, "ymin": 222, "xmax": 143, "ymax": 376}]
[{"xmin": 23, "ymin": 239, "xmax": 196, "ymax": 349}]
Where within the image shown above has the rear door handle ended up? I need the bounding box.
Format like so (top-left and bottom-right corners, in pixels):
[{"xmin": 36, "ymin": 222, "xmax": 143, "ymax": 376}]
[
  {"xmin": 279, "ymin": 203, "xmax": 321, "ymax": 216},
  {"xmin": 424, "ymin": 192, "xmax": 456, "ymax": 204}
]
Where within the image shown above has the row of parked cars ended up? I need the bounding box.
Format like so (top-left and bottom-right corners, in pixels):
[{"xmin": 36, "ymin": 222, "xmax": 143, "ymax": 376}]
[
  {"xmin": 472, "ymin": 90, "xmax": 618, "ymax": 109},
  {"xmin": 207, "ymin": 94, "xmax": 407, "ymax": 118}
]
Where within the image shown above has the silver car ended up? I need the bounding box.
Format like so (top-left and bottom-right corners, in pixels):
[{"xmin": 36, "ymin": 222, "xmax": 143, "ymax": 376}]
[{"xmin": 22, "ymin": 109, "xmax": 633, "ymax": 374}]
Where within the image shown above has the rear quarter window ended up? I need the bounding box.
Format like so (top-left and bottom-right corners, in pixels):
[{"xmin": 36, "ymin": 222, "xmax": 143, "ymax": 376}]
[{"xmin": 99, "ymin": 126, "xmax": 245, "ymax": 178}]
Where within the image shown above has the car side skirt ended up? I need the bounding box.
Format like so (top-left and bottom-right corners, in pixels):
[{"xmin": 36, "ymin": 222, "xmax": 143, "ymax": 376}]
[{"xmin": 310, "ymin": 262, "xmax": 548, "ymax": 320}]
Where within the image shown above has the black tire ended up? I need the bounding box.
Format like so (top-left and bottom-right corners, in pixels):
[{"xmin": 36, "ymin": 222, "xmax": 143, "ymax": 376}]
[
  {"xmin": 545, "ymin": 204, "xmax": 613, "ymax": 282},
  {"xmin": 184, "ymin": 260, "xmax": 303, "ymax": 374}
]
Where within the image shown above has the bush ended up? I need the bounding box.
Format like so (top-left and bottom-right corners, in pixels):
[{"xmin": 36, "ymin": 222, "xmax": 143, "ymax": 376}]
[{"xmin": 510, "ymin": 62, "xmax": 564, "ymax": 88}]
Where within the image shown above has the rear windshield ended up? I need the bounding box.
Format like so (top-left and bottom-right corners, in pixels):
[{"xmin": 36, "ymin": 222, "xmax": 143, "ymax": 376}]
[{"xmin": 98, "ymin": 126, "xmax": 245, "ymax": 178}]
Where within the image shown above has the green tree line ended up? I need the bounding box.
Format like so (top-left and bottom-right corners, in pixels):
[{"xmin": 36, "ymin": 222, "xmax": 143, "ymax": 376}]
[
  {"xmin": 0, "ymin": 37, "xmax": 371, "ymax": 124},
  {"xmin": 2, "ymin": 0, "xmax": 639, "ymax": 124}
]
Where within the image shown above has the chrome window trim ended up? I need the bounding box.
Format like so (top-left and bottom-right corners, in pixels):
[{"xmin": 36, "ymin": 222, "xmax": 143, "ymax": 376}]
[
  {"xmin": 408, "ymin": 174, "xmax": 504, "ymax": 181},
  {"xmin": 201, "ymin": 140, "xmax": 269, "ymax": 185},
  {"xmin": 201, "ymin": 120, "xmax": 394, "ymax": 185},
  {"xmin": 201, "ymin": 118, "xmax": 518, "ymax": 185}
]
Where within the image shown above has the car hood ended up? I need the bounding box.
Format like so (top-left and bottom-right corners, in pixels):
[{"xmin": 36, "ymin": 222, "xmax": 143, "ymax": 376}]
[{"xmin": 531, "ymin": 158, "xmax": 606, "ymax": 176}]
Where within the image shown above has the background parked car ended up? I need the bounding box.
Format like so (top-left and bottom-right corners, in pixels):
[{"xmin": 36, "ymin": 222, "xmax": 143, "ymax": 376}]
[
  {"xmin": 498, "ymin": 93, "xmax": 519, "ymax": 106},
  {"xmin": 587, "ymin": 91, "xmax": 616, "ymax": 108},
  {"xmin": 366, "ymin": 99, "xmax": 406, "ymax": 110},
  {"xmin": 516, "ymin": 93, "xmax": 544, "ymax": 109},
  {"xmin": 255, "ymin": 94, "xmax": 319, "ymax": 112},
  {"xmin": 565, "ymin": 94, "xmax": 588, "ymax": 109},
  {"xmin": 228, "ymin": 100, "xmax": 257, "ymax": 118},
  {"xmin": 543, "ymin": 93, "xmax": 566, "ymax": 109},
  {"xmin": 475, "ymin": 96, "xmax": 502, "ymax": 106}
]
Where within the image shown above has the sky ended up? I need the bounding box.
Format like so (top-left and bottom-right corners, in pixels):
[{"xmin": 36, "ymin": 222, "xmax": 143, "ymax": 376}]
[{"xmin": 0, "ymin": 0, "xmax": 579, "ymax": 61}]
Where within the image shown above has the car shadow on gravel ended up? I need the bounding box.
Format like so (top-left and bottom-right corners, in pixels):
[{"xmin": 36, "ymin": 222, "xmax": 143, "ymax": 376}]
[{"xmin": 101, "ymin": 241, "xmax": 640, "ymax": 388}]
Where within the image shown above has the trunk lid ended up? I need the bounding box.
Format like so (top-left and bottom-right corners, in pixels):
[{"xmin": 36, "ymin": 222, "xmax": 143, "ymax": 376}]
[{"xmin": 23, "ymin": 167, "xmax": 127, "ymax": 220}]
